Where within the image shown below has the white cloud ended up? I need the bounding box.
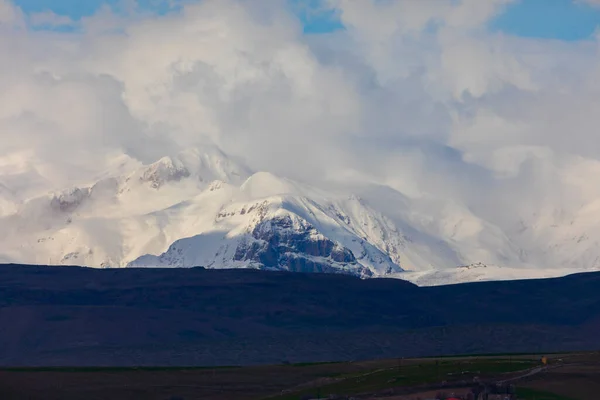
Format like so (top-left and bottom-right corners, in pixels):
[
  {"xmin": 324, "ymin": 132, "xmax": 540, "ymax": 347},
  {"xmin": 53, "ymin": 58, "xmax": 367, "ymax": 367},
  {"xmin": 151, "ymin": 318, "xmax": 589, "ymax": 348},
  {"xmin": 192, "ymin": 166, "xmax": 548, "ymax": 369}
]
[
  {"xmin": 1, "ymin": 0, "xmax": 600, "ymax": 237},
  {"xmin": 0, "ymin": 0, "xmax": 23, "ymax": 27},
  {"xmin": 578, "ymin": 0, "xmax": 600, "ymax": 6}
]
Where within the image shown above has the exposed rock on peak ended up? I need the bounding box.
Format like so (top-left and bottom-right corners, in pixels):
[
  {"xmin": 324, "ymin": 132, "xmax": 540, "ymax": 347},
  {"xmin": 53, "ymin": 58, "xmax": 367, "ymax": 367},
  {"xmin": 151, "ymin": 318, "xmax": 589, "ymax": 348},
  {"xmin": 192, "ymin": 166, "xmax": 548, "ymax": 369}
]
[
  {"xmin": 233, "ymin": 214, "xmax": 370, "ymax": 277},
  {"xmin": 140, "ymin": 157, "xmax": 190, "ymax": 189},
  {"xmin": 50, "ymin": 187, "xmax": 90, "ymax": 213}
]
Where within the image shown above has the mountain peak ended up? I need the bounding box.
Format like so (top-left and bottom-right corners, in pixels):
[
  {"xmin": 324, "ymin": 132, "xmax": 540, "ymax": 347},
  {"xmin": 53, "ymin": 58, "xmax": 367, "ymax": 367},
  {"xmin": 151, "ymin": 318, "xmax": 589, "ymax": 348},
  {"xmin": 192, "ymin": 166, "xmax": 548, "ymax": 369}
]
[
  {"xmin": 175, "ymin": 146, "xmax": 252, "ymax": 185},
  {"xmin": 2, "ymin": 146, "xmax": 599, "ymax": 285},
  {"xmin": 240, "ymin": 172, "xmax": 296, "ymax": 199},
  {"xmin": 139, "ymin": 156, "xmax": 190, "ymax": 189}
]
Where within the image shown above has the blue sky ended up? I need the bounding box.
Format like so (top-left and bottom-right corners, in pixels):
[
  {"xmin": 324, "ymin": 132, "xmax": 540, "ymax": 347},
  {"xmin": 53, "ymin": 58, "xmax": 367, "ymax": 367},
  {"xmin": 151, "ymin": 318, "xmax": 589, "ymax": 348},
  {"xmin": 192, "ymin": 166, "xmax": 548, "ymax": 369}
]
[
  {"xmin": 15, "ymin": 0, "xmax": 121, "ymax": 19},
  {"xmin": 490, "ymin": 0, "xmax": 600, "ymax": 41},
  {"xmin": 11, "ymin": 0, "xmax": 600, "ymax": 40}
]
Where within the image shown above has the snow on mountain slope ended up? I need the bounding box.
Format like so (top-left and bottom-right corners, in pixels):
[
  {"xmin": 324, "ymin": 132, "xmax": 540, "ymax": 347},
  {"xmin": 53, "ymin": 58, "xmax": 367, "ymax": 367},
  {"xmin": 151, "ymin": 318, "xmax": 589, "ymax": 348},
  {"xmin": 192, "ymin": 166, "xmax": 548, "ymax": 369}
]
[
  {"xmin": 129, "ymin": 172, "xmax": 403, "ymax": 276},
  {"xmin": 1, "ymin": 146, "xmax": 600, "ymax": 285},
  {"xmin": 499, "ymin": 205, "xmax": 600, "ymax": 272},
  {"xmin": 392, "ymin": 263, "xmax": 599, "ymax": 286},
  {"xmin": 0, "ymin": 146, "xmax": 252, "ymax": 267},
  {"xmin": 0, "ymin": 149, "xmax": 406, "ymax": 276}
]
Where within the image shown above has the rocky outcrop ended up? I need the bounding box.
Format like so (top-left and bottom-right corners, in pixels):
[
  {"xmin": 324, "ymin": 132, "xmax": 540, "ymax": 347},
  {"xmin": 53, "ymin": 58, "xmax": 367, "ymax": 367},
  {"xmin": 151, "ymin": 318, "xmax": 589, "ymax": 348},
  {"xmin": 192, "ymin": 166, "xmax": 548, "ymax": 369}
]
[
  {"xmin": 50, "ymin": 187, "xmax": 90, "ymax": 213},
  {"xmin": 233, "ymin": 214, "xmax": 372, "ymax": 277},
  {"xmin": 139, "ymin": 157, "xmax": 190, "ymax": 189}
]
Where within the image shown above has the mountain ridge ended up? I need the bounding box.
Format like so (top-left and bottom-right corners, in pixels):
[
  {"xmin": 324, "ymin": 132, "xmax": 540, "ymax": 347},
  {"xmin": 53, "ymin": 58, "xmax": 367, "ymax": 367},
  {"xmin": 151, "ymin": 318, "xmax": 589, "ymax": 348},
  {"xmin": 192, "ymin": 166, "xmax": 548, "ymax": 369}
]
[{"xmin": 1, "ymin": 147, "xmax": 600, "ymax": 285}]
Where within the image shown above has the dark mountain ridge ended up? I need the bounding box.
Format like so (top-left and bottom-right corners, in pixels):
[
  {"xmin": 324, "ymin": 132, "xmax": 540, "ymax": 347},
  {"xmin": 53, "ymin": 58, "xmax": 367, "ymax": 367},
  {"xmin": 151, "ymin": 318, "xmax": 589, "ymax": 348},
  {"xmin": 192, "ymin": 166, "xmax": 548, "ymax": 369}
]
[{"xmin": 0, "ymin": 264, "xmax": 599, "ymax": 366}]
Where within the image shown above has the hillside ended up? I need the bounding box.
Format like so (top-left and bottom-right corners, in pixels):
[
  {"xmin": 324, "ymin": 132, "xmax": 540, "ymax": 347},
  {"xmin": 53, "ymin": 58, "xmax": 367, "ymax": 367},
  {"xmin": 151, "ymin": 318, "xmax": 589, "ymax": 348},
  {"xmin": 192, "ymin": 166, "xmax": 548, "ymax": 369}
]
[{"xmin": 1, "ymin": 264, "xmax": 599, "ymax": 366}]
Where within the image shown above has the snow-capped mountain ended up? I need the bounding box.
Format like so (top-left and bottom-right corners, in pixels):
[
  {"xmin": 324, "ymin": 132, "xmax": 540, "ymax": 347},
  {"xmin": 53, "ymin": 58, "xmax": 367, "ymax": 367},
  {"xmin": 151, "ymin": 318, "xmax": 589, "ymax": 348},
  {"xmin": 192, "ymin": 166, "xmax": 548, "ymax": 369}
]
[
  {"xmin": 1, "ymin": 146, "xmax": 599, "ymax": 285},
  {"xmin": 0, "ymin": 147, "xmax": 406, "ymax": 275},
  {"xmin": 391, "ymin": 263, "xmax": 593, "ymax": 286},
  {"xmin": 129, "ymin": 174, "xmax": 403, "ymax": 277}
]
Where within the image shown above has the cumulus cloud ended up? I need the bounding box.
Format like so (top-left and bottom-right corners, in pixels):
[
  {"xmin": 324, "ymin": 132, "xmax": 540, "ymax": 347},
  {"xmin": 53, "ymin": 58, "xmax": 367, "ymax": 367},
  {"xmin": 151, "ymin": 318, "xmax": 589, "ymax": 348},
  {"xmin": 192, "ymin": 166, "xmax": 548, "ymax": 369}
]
[
  {"xmin": 578, "ymin": 0, "xmax": 600, "ymax": 6},
  {"xmin": 0, "ymin": 0, "xmax": 23, "ymax": 27},
  {"xmin": 1, "ymin": 0, "xmax": 600, "ymax": 235}
]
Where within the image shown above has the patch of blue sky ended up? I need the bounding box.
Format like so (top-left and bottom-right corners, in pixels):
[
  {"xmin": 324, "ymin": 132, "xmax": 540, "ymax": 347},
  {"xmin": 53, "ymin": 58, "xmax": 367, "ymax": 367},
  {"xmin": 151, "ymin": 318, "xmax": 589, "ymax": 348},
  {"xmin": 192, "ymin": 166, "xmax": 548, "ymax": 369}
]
[
  {"xmin": 14, "ymin": 0, "xmax": 119, "ymax": 19},
  {"xmin": 288, "ymin": 0, "xmax": 344, "ymax": 34},
  {"xmin": 12, "ymin": 0, "xmax": 600, "ymax": 40},
  {"xmin": 13, "ymin": 0, "xmax": 181, "ymax": 20},
  {"xmin": 490, "ymin": 0, "xmax": 600, "ymax": 41},
  {"xmin": 13, "ymin": 0, "xmax": 345, "ymax": 33},
  {"xmin": 292, "ymin": 0, "xmax": 600, "ymax": 39}
]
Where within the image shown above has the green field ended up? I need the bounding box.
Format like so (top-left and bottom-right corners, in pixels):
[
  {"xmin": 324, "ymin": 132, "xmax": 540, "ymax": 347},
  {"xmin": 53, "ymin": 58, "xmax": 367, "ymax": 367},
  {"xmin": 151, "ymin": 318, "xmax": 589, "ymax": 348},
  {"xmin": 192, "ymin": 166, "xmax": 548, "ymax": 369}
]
[
  {"xmin": 267, "ymin": 358, "xmax": 537, "ymax": 400},
  {"xmin": 2, "ymin": 353, "xmax": 598, "ymax": 400}
]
